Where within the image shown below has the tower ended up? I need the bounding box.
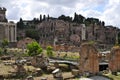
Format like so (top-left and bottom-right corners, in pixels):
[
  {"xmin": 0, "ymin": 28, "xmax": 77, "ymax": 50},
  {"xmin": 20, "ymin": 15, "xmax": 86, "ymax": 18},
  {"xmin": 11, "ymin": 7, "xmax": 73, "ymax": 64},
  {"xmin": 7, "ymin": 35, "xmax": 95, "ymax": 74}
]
[{"xmin": 0, "ymin": 7, "xmax": 7, "ymax": 22}]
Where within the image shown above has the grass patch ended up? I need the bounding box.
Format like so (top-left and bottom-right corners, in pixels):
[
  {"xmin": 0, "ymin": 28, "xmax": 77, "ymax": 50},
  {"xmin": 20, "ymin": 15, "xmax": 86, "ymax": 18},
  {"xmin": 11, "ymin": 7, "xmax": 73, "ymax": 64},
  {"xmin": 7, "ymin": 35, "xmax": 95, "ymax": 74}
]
[{"xmin": 105, "ymin": 73, "xmax": 120, "ymax": 80}]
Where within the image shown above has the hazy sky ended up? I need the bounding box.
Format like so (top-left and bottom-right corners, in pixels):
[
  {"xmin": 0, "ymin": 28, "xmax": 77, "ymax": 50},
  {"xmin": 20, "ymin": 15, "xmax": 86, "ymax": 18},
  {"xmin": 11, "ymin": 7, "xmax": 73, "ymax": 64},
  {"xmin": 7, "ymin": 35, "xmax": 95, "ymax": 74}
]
[{"xmin": 0, "ymin": 0, "xmax": 120, "ymax": 27}]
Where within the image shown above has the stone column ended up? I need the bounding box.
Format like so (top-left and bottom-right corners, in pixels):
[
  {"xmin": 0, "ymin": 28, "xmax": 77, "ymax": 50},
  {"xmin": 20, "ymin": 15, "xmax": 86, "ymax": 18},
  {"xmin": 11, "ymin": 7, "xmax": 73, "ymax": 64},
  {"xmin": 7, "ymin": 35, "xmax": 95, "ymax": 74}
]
[
  {"xmin": 11, "ymin": 26, "xmax": 14, "ymax": 42},
  {"xmin": 12, "ymin": 24, "xmax": 16, "ymax": 42}
]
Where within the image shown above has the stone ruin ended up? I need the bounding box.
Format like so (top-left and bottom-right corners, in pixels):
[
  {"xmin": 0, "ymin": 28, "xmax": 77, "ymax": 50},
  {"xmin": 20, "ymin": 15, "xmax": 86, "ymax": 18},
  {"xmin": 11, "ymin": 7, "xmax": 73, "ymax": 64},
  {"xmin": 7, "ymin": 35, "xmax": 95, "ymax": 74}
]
[
  {"xmin": 79, "ymin": 43, "xmax": 120, "ymax": 75},
  {"xmin": 79, "ymin": 43, "xmax": 99, "ymax": 75},
  {"xmin": 109, "ymin": 46, "xmax": 120, "ymax": 73},
  {"xmin": 31, "ymin": 54, "xmax": 49, "ymax": 69},
  {"xmin": 15, "ymin": 62, "xmax": 26, "ymax": 76}
]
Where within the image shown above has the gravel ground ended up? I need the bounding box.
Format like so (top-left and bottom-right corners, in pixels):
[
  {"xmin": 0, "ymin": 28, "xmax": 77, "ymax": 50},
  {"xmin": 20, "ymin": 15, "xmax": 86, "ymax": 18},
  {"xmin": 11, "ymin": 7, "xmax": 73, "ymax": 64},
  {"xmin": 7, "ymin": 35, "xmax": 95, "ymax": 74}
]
[{"xmin": 34, "ymin": 72, "xmax": 74, "ymax": 80}]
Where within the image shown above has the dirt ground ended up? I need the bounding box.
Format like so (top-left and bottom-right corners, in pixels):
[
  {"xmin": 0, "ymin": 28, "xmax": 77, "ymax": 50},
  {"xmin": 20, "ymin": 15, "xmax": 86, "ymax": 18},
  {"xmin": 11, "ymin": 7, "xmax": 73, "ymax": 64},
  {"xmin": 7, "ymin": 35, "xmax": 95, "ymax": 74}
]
[{"xmin": 34, "ymin": 72, "xmax": 76, "ymax": 80}]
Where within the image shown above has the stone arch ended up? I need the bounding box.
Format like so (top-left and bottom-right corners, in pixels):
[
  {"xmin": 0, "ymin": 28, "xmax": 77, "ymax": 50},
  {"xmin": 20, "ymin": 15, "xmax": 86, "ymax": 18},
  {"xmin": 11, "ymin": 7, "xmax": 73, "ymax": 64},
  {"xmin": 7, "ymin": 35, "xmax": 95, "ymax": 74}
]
[{"xmin": 79, "ymin": 43, "xmax": 99, "ymax": 75}]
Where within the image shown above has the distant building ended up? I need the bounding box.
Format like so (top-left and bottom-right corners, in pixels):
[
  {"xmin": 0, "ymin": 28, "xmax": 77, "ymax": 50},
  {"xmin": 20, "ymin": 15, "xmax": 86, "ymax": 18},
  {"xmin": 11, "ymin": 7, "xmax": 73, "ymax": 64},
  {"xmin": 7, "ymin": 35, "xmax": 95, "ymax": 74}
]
[
  {"xmin": 36, "ymin": 19, "xmax": 86, "ymax": 46},
  {"xmin": 17, "ymin": 13, "xmax": 119, "ymax": 49},
  {"xmin": 0, "ymin": 7, "xmax": 16, "ymax": 42},
  {"xmin": 0, "ymin": 7, "xmax": 7, "ymax": 22},
  {"xmin": 0, "ymin": 22, "xmax": 16, "ymax": 42},
  {"xmin": 36, "ymin": 19, "xmax": 119, "ymax": 47}
]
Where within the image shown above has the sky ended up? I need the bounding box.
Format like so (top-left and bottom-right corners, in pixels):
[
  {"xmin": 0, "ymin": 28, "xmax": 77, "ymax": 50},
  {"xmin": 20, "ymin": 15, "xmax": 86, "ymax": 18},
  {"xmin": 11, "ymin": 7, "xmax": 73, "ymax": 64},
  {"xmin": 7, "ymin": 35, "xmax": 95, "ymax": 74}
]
[{"xmin": 0, "ymin": 0, "xmax": 120, "ymax": 28}]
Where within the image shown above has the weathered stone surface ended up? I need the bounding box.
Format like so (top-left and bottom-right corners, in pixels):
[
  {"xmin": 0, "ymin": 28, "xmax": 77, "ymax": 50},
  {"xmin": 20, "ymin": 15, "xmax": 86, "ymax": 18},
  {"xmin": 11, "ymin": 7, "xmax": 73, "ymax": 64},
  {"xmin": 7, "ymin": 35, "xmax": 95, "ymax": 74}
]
[
  {"xmin": 17, "ymin": 37, "xmax": 35, "ymax": 49},
  {"xmin": 36, "ymin": 19, "xmax": 118, "ymax": 48},
  {"xmin": 0, "ymin": 7, "xmax": 7, "ymax": 22},
  {"xmin": 79, "ymin": 43, "xmax": 99, "ymax": 75},
  {"xmin": 71, "ymin": 69, "xmax": 79, "ymax": 77},
  {"xmin": 16, "ymin": 63, "xmax": 26, "ymax": 76},
  {"xmin": 109, "ymin": 46, "xmax": 120, "ymax": 72},
  {"xmin": 0, "ymin": 7, "xmax": 16, "ymax": 43},
  {"xmin": 31, "ymin": 54, "xmax": 49, "ymax": 69}
]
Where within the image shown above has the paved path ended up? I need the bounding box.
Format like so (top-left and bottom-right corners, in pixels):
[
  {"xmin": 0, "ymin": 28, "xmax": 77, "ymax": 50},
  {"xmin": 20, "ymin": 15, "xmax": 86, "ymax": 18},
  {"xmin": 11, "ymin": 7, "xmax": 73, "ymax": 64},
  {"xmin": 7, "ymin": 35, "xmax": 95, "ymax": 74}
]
[
  {"xmin": 49, "ymin": 58, "xmax": 78, "ymax": 66},
  {"xmin": 80, "ymin": 76, "xmax": 110, "ymax": 80},
  {"xmin": 90, "ymin": 76, "xmax": 110, "ymax": 80}
]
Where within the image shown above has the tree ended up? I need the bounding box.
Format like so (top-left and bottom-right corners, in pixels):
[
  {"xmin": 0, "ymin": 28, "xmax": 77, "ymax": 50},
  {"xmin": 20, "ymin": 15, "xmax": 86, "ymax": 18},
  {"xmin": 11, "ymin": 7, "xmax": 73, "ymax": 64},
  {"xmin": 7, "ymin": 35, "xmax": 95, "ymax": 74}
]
[
  {"xmin": 43, "ymin": 15, "xmax": 46, "ymax": 21},
  {"xmin": 46, "ymin": 46, "xmax": 53, "ymax": 57},
  {"xmin": 58, "ymin": 15, "xmax": 72, "ymax": 22},
  {"xmin": 73, "ymin": 12, "xmax": 85, "ymax": 23},
  {"xmin": 47, "ymin": 14, "xmax": 50, "ymax": 20},
  {"xmin": 27, "ymin": 41, "xmax": 43, "ymax": 56},
  {"xmin": 2, "ymin": 39, "xmax": 9, "ymax": 48},
  {"xmin": 33, "ymin": 18, "xmax": 39, "ymax": 24},
  {"xmin": 101, "ymin": 21, "xmax": 105, "ymax": 26},
  {"xmin": 40, "ymin": 14, "xmax": 42, "ymax": 22},
  {"xmin": 118, "ymin": 32, "xmax": 120, "ymax": 45},
  {"xmin": 25, "ymin": 29, "xmax": 39, "ymax": 41},
  {"xmin": 1, "ymin": 39, "xmax": 9, "ymax": 54},
  {"xmin": 73, "ymin": 12, "xmax": 78, "ymax": 22},
  {"xmin": 17, "ymin": 18, "xmax": 24, "ymax": 29},
  {"xmin": 0, "ymin": 48, "xmax": 2, "ymax": 55}
]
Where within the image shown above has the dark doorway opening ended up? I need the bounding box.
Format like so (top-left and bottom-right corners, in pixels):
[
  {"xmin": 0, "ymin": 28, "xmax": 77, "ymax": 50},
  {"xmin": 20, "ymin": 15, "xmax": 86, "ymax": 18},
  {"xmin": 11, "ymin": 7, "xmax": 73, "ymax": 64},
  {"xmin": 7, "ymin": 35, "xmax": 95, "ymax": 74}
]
[{"xmin": 99, "ymin": 64, "xmax": 108, "ymax": 71}]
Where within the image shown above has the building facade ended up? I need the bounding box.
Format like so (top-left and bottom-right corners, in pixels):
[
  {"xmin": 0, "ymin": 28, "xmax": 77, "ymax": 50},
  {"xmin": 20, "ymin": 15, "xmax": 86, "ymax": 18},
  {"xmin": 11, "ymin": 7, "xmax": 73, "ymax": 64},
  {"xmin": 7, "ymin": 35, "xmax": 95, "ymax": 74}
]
[
  {"xmin": 36, "ymin": 19, "xmax": 86, "ymax": 47},
  {"xmin": 0, "ymin": 22, "xmax": 17, "ymax": 42},
  {"xmin": 0, "ymin": 7, "xmax": 16, "ymax": 42},
  {"xmin": 36, "ymin": 19, "xmax": 119, "ymax": 49}
]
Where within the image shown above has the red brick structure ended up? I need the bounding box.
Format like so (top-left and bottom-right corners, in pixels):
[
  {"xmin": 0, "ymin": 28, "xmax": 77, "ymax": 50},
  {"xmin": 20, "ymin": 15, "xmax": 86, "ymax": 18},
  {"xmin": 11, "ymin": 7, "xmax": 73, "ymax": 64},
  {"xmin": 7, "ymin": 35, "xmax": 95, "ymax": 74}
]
[
  {"xmin": 79, "ymin": 43, "xmax": 99, "ymax": 75},
  {"xmin": 79, "ymin": 45, "xmax": 120, "ymax": 75},
  {"xmin": 109, "ymin": 47, "xmax": 120, "ymax": 72},
  {"xmin": 17, "ymin": 37, "xmax": 35, "ymax": 49}
]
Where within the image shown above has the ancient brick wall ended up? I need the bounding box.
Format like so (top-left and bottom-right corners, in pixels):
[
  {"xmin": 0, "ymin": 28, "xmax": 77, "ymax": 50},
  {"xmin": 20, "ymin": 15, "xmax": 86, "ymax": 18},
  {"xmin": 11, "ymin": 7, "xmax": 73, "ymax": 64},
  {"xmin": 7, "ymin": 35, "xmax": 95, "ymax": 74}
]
[
  {"xmin": 79, "ymin": 43, "xmax": 99, "ymax": 75},
  {"xmin": 17, "ymin": 37, "xmax": 35, "ymax": 48},
  {"xmin": 109, "ymin": 47, "xmax": 120, "ymax": 72}
]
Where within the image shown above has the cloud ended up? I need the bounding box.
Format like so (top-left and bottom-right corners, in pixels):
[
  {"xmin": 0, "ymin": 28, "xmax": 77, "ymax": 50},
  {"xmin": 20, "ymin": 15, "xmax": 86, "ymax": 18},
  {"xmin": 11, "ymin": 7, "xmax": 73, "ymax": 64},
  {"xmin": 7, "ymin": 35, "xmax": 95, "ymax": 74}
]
[
  {"xmin": 34, "ymin": 0, "xmax": 80, "ymax": 7},
  {"xmin": 100, "ymin": 0, "xmax": 120, "ymax": 27},
  {"xmin": 0, "ymin": 0, "xmax": 120, "ymax": 28}
]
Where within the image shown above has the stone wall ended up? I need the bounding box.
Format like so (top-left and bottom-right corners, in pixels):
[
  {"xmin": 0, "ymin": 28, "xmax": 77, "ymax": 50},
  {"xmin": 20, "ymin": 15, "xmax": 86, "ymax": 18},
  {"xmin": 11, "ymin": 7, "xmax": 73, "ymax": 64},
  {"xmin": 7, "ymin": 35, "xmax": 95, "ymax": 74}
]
[
  {"xmin": 17, "ymin": 37, "xmax": 35, "ymax": 49},
  {"xmin": 36, "ymin": 19, "xmax": 119, "ymax": 48},
  {"xmin": 0, "ymin": 22, "xmax": 16, "ymax": 42},
  {"xmin": 79, "ymin": 43, "xmax": 99, "ymax": 75},
  {"xmin": 0, "ymin": 7, "xmax": 16, "ymax": 43},
  {"xmin": 109, "ymin": 47, "xmax": 120, "ymax": 72}
]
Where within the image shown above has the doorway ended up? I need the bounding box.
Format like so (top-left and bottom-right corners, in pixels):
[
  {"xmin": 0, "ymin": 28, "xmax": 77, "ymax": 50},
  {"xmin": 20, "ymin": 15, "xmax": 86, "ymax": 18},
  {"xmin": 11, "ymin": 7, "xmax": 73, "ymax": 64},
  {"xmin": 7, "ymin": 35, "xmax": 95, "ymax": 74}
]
[{"xmin": 99, "ymin": 64, "xmax": 108, "ymax": 71}]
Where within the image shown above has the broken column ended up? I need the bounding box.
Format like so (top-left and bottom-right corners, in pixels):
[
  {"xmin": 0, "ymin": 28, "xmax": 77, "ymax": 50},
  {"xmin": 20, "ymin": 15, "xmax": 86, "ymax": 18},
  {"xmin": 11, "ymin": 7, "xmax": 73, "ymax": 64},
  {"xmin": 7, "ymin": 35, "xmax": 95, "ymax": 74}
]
[{"xmin": 52, "ymin": 68, "xmax": 63, "ymax": 80}]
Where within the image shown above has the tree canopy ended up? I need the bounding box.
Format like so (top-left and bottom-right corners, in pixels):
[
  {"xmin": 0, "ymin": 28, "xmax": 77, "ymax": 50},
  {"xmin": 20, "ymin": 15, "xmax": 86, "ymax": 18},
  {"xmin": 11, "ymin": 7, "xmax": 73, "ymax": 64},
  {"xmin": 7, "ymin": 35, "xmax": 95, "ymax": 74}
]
[
  {"xmin": 27, "ymin": 41, "xmax": 43, "ymax": 56},
  {"xmin": 73, "ymin": 13, "xmax": 85, "ymax": 23},
  {"xmin": 58, "ymin": 15, "xmax": 72, "ymax": 22},
  {"xmin": 17, "ymin": 18, "xmax": 24, "ymax": 29},
  {"xmin": 25, "ymin": 29, "xmax": 39, "ymax": 41},
  {"xmin": 118, "ymin": 32, "xmax": 120, "ymax": 45},
  {"xmin": 2, "ymin": 39, "xmax": 9, "ymax": 48},
  {"xmin": 46, "ymin": 46, "xmax": 53, "ymax": 57}
]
